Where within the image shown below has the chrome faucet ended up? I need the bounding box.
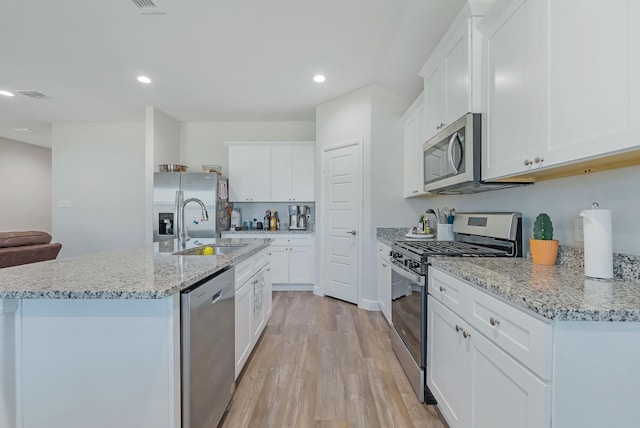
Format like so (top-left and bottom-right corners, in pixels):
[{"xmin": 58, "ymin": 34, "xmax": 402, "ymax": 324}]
[{"xmin": 177, "ymin": 197, "xmax": 209, "ymax": 243}]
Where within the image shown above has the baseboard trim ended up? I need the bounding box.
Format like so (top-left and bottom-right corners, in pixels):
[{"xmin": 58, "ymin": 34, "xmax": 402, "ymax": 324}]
[
  {"xmin": 272, "ymin": 284, "xmax": 314, "ymax": 292},
  {"xmin": 358, "ymin": 298, "xmax": 381, "ymax": 311}
]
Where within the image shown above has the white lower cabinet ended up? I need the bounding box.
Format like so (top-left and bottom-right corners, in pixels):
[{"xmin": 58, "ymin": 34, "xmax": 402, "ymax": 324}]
[
  {"xmin": 271, "ymin": 236, "xmax": 315, "ymax": 284},
  {"xmin": 428, "ymin": 267, "xmax": 551, "ymax": 428},
  {"xmin": 234, "ymin": 249, "xmax": 271, "ymax": 379},
  {"xmin": 376, "ymin": 242, "xmax": 392, "ymax": 325}
]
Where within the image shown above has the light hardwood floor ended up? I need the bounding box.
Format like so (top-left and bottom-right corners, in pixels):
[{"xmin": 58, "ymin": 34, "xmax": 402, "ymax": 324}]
[{"xmin": 222, "ymin": 291, "xmax": 448, "ymax": 428}]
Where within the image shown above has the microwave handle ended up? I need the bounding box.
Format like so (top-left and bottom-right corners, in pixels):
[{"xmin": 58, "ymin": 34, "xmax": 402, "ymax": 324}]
[{"xmin": 447, "ymin": 133, "xmax": 461, "ymax": 174}]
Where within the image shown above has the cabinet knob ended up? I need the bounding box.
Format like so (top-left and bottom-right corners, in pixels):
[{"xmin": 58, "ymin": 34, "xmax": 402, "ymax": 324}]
[
  {"xmin": 439, "ymin": 286, "xmax": 446, "ymax": 293},
  {"xmin": 455, "ymin": 325, "xmax": 462, "ymax": 332},
  {"xmin": 382, "ymin": 263, "xmax": 388, "ymax": 268},
  {"xmin": 524, "ymin": 159, "xmax": 533, "ymax": 166},
  {"xmin": 346, "ymin": 230, "xmax": 357, "ymax": 236},
  {"xmin": 463, "ymin": 331, "xmax": 471, "ymax": 339},
  {"xmin": 412, "ymin": 190, "xmax": 418, "ymax": 194},
  {"xmin": 534, "ymin": 156, "xmax": 544, "ymax": 164},
  {"xmin": 489, "ymin": 317, "xmax": 500, "ymax": 326}
]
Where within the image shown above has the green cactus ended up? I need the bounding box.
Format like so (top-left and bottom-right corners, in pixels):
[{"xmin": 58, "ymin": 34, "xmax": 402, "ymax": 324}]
[{"xmin": 533, "ymin": 213, "xmax": 554, "ymax": 240}]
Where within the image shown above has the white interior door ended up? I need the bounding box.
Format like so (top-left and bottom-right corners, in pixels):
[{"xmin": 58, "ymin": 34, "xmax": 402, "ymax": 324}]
[{"xmin": 321, "ymin": 142, "xmax": 361, "ymax": 304}]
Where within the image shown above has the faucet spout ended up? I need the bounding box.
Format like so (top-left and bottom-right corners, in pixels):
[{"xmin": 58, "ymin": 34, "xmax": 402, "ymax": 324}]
[{"xmin": 177, "ymin": 198, "xmax": 209, "ymax": 243}]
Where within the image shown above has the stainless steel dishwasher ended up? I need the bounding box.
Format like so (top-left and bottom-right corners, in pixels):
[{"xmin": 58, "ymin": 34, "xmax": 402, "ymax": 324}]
[{"xmin": 181, "ymin": 266, "xmax": 235, "ymax": 428}]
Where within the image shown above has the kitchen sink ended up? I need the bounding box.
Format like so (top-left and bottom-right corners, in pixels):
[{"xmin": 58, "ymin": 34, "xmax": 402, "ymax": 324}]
[{"xmin": 173, "ymin": 244, "xmax": 247, "ymax": 256}]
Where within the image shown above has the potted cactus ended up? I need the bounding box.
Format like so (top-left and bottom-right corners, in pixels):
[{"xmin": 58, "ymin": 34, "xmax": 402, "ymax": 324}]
[{"xmin": 530, "ymin": 213, "xmax": 559, "ymax": 265}]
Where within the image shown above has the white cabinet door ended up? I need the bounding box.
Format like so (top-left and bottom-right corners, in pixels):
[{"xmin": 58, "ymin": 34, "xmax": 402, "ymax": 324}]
[
  {"xmin": 541, "ymin": 0, "xmax": 640, "ymax": 166},
  {"xmin": 228, "ymin": 145, "xmax": 253, "ymax": 202},
  {"xmin": 443, "ymin": 23, "xmax": 470, "ymax": 124},
  {"xmin": 376, "ymin": 255, "xmax": 392, "ymax": 325},
  {"xmin": 235, "ymin": 279, "xmax": 253, "ymax": 379},
  {"xmin": 402, "ymin": 94, "xmax": 428, "ymax": 198},
  {"xmin": 424, "ymin": 63, "xmax": 445, "ymax": 140},
  {"xmin": 481, "ymin": 0, "xmax": 542, "ymax": 180},
  {"xmin": 252, "ymin": 271, "xmax": 265, "ymax": 343},
  {"xmin": 469, "ymin": 324, "xmax": 551, "ymax": 428},
  {"xmin": 291, "ymin": 144, "xmax": 315, "ymax": 202},
  {"xmin": 228, "ymin": 144, "xmax": 271, "ymax": 201},
  {"xmin": 289, "ymin": 245, "xmax": 315, "ymax": 284},
  {"xmin": 270, "ymin": 145, "xmax": 293, "ymax": 202},
  {"xmin": 427, "ymin": 297, "xmax": 470, "ymax": 428},
  {"xmin": 264, "ymin": 262, "xmax": 272, "ymax": 319},
  {"xmin": 269, "ymin": 246, "xmax": 289, "ymax": 283}
]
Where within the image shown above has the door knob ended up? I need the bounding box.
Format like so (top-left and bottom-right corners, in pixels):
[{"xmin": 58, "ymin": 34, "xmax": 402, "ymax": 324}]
[{"xmin": 346, "ymin": 230, "xmax": 357, "ymax": 235}]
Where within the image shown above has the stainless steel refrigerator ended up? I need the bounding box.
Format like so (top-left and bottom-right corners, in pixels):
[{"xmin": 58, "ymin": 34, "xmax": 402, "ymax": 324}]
[{"xmin": 153, "ymin": 172, "xmax": 231, "ymax": 242}]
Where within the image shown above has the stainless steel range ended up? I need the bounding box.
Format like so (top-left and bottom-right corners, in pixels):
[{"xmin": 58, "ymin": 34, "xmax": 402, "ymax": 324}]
[{"xmin": 390, "ymin": 212, "xmax": 522, "ymax": 403}]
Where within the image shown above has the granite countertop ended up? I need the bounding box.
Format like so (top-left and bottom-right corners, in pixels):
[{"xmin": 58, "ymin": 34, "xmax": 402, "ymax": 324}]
[
  {"xmin": 376, "ymin": 227, "xmax": 413, "ymax": 246},
  {"xmin": 223, "ymin": 224, "xmax": 315, "ymax": 235},
  {"xmin": 430, "ymin": 257, "xmax": 640, "ymax": 322},
  {"xmin": 0, "ymin": 238, "xmax": 271, "ymax": 300}
]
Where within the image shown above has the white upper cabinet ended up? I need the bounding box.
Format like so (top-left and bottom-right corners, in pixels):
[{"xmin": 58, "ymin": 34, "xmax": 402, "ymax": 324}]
[
  {"xmin": 481, "ymin": 0, "xmax": 640, "ymax": 180},
  {"xmin": 420, "ymin": 4, "xmax": 482, "ymax": 141},
  {"xmin": 228, "ymin": 142, "xmax": 315, "ymax": 203},
  {"xmin": 271, "ymin": 143, "xmax": 315, "ymax": 202},
  {"xmin": 228, "ymin": 144, "xmax": 271, "ymax": 202},
  {"xmin": 402, "ymin": 93, "xmax": 428, "ymax": 198}
]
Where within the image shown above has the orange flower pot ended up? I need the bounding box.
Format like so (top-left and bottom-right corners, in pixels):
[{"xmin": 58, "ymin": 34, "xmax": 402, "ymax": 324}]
[{"xmin": 529, "ymin": 239, "xmax": 559, "ymax": 266}]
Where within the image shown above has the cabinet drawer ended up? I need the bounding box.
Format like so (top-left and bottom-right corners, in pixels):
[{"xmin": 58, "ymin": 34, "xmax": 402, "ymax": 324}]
[
  {"xmin": 235, "ymin": 258, "xmax": 253, "ymax": 290},
  {"xmin": 376, "ymin": 242, "xmax": 391, "ymax": 262},
  {"xmin": 428, "ymin": 267, "xmax": 468, "ymax": 315},
  {"xmin": 253, "ymin": 249, "xmax": 269, "ymax": 270},
  {"xmin": 272, "ymin": 236, "xmax": 314, "ymax": 247},
  {"xmin": 466, "ymin": 285, "xmax": 552, "ymax": 380}
]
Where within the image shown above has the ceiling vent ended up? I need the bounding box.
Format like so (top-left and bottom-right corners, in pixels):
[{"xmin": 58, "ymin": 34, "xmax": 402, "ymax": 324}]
[
  {"xmin": 130, "ymin": 0, "xmax": 165, "ymax": 14},
  {"xmin": 16, "ymin": 90, "xmax": 50, "ymax": 99}
]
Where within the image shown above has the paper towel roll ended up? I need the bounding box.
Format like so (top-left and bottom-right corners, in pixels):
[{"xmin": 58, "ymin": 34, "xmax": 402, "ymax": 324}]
[{"xmin": 579, "ymin": 208, "xmax": 613, "ymax": 279}]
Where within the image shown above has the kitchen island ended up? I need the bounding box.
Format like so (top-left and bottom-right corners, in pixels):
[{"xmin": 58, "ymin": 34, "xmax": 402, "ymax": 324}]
[{"xmin": 0, "ymin": 238, "xmax": 271, "ymax": 428}]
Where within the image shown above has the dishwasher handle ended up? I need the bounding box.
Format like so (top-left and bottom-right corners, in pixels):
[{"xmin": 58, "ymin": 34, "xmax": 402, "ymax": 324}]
[{"xmin": 211, "ymin": 290, "xmax": 223, "ymax": 305}]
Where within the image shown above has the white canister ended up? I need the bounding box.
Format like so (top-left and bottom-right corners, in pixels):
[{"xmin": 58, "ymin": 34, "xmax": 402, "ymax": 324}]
[{"xmin": 437, "ymin": 224, "xmax": 454, "ymax": 241}]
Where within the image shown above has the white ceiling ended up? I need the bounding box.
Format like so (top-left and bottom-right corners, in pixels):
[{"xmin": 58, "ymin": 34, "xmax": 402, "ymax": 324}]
[{"xmin": 0, "ymin": 0, "xmax": 465, "ymax": 147}]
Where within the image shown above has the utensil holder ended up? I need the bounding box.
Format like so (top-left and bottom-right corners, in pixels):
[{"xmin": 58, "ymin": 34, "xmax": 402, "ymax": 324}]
[{"xmin": 437, "ymin": 224, "xmax": 454, "ymax": 241}]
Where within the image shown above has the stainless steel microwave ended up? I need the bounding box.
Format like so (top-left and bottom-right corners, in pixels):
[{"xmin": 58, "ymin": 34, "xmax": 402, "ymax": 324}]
[{"xmin": 422, "ymin": 113, "xmax": 531, "ymax": 195}]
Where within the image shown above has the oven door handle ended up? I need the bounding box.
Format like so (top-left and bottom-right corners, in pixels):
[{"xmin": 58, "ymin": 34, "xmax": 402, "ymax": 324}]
[{"xmin": 390, "ymin": 259, "xmax": 424, "ymax": 285}]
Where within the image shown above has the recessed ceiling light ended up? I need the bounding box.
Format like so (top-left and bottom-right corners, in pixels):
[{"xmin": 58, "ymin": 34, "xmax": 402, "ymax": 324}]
[
  {"xmin": 0, "ymin": 90, "xmax": 15, "ymax": 97},
  {"xmin": 137, "ymin": 75, "xmax": 152, "ymax": 84},
  {"xmin": 14, "ymin": 128, "xmax": 36, "ymax": 133},
  {"xmin": 313, "ymin": 74, "xmax": 326, "ymax": 83}
]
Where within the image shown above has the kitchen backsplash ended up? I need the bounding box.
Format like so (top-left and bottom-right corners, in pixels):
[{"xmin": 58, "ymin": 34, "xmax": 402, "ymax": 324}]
[
  {"xmin": 555, "ymin": 246, "xmax": 640, "ymax": 281},
  {"xmin": 233, "ymin": 202, "xmax": 315, "ymax": 228}
]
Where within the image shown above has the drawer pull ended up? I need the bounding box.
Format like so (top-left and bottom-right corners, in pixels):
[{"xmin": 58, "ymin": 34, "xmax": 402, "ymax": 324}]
[
  {"xmin": 439, "ymin": 286, "xmax": 446, "ymax": 292},
  {"xmin": 455, "ymin": 325, "xmax": 462, "ymax": 332},
  {"xmin": 489, "ymin": 317, "xmax": 500, "ymax": 326},
  {"xmin": 463, "ymin": 331, "xmax": 471, "ymax": 339}
]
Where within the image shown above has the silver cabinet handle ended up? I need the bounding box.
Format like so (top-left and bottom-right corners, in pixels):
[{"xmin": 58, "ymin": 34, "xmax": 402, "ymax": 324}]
[
  {"xmin": 490, "ymin": 317, "xmax": 500, "ymax": 326},
  {"xmin": 346, "ymin": 230, "xmax": 357, "ymax": 235},
  {"xmin": 382, "ymin": 263, "xmax": 388, "ymax": 268},
  {"xmin": 455, "ymin": 325, "xmax": 462, "ymax": 332},
  {"xmin": 534, "ymin": 156, "xmax": 544, "ymax": 163},
  {"xmin": 439, "ymin": 286, "xmax": 446, "ymax": 292},
  {"xmin": 413, "ymin": 190, "xmax": 418, "ymax": 194},
  {"xmin": 524, "ymin": 159, "xmax": 532, "ymax": 166},
  {"xmin": 463, "ymin": 331, "xmax": 471, "ymax": 339}
]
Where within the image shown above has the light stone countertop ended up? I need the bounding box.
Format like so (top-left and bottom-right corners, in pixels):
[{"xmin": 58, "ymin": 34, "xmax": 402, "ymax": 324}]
[
  {"xmin": 223, "ymin": 224, "xmax": 315, "ymax": 235},
  {"xmin": 429, "ymin": 257, "xmax": 640, "ymax": 322},
  {"xmin": 0, "ymin": 238, "xmax": 271, "ymax": 299}
]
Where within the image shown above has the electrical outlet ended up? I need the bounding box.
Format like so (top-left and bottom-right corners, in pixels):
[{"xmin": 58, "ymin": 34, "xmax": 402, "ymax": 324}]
[{"xmin": 574, "ymin": 217, "xmax": 584, "ymax": 242}]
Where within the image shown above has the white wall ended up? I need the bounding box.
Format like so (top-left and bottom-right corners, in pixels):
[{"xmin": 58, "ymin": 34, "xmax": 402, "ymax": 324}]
[
  {"xmin": 180, "ymin": 121, "xmax": 316, "ymax": 174},
  {"xmin": 52, "ymin": 123, "xmax": 146, "ymax": 258},
  {"xmin": 315, "ymin": 85, "xmax": 421, "ymax": 307},
  {"xmin": 0, "ymin": 137, "xmax": 52, "ymax": 233},
  {"xmin": 412, "ymin": 165, "xmax": 640, "ymax": 256}
]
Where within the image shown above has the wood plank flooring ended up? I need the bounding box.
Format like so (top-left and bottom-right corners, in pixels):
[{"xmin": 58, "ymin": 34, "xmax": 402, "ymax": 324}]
[{"xmin": 222, "ymin": 291, "xmax": 447, "ymax": 428}]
